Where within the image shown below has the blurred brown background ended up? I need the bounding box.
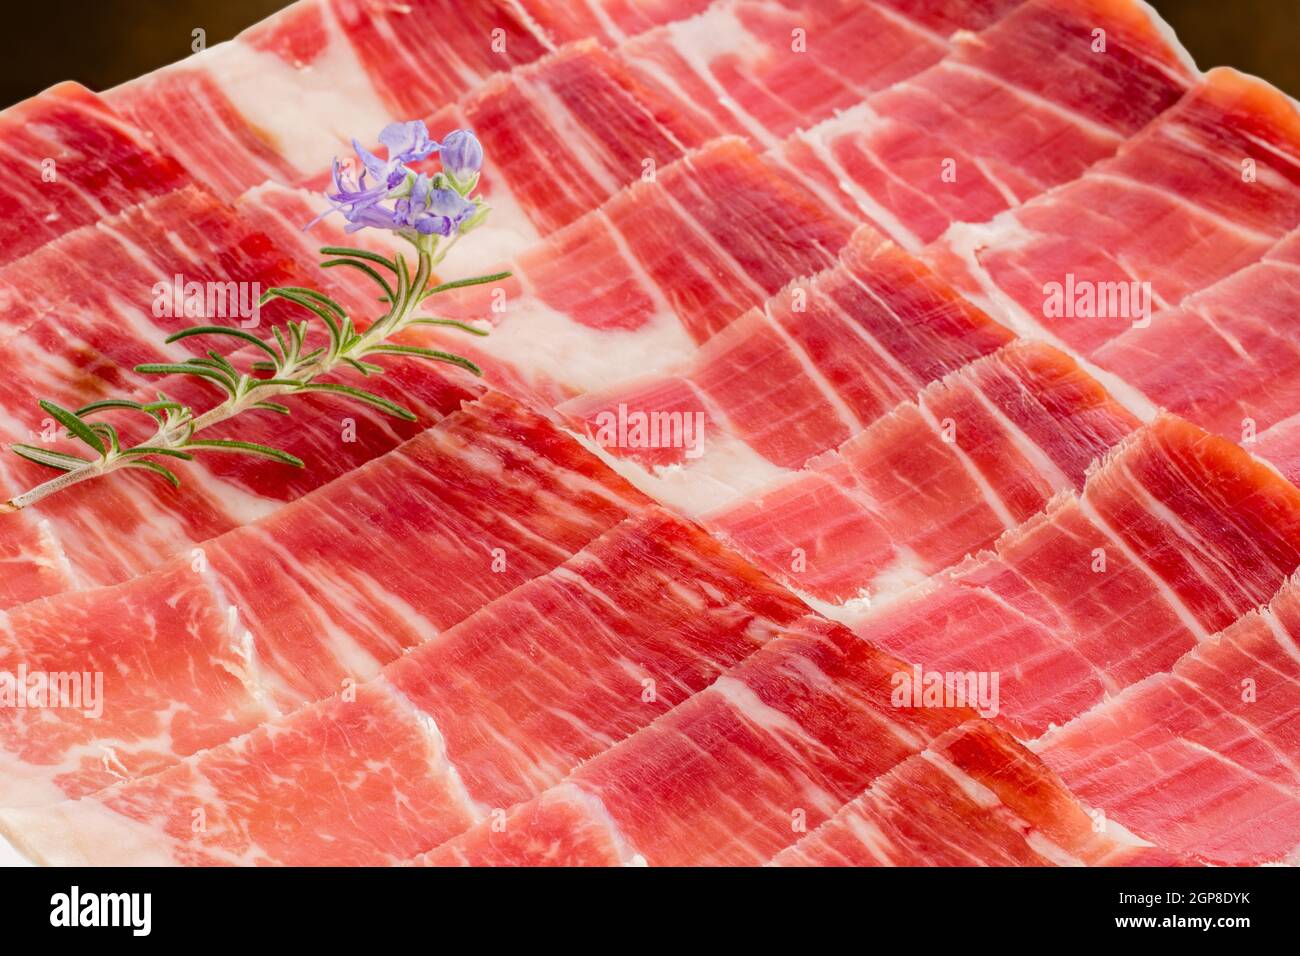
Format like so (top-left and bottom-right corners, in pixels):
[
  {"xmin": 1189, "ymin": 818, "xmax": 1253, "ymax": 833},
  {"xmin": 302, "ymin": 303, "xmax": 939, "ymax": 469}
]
[{"xmin": 0, "ymin": 0, "xmax": 1297, "ymax": 109}]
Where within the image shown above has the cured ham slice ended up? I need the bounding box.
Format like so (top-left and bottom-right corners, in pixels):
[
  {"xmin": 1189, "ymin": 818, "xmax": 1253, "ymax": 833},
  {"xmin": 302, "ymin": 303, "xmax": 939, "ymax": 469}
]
[
  {"xmin": 427, "ymin": 138, "xmax": 852, "ymax": 403},
  {"xmin": 875, "ymin": 0, "xmax": 1029, "ymax": 34},
  {"xmin": 616, "ymin": 0, "xmax": 951, "ymax": 150},
  {"xmin": 1039, "ymin": 574, "xmax": 1300, "ymax": 865},
  {"xmin": 517, "ymin": 0, "xmax": 714, "ymax": 44},
  {"xmin": 105, "ymin": 0, "xmax": 593, "ymax": 201},
  {"xmin": 106, "ymin": 1, "xmax": 397, "ymax": 202},
  {"xmin": 459, "ymin": 41, "xmax": 713, "ymax": 237},
  {"xmin": 771, "ymin": 721, "xmax": 1186, "ymax": 866},
  {"xmin": 708, "ymin": 342, "xmax": 1139, "ymax": 605},
  {"xmin": 0, "ymin": 507, "xmax": 811, "ymax": 863},
  {"xmin": 0, "ymin": 393, "xmax": 648, "ymax": 806},
  {"xmin": 1256, "ymin": 415, "xmax": 1300, "ymax": 486},
  {"xmin": 850, "ymin": 415, "xmax": 1300, "ymax": 739},
  {"xmin": 415, "ymin": 615, "xmax": 978, "ymax": 866},
  {"xmin": 105, "ymin": 0, "xmax": 706, "ymax": 205},
  {"xmin": 933, "ymin": 68, "xmax": 1300, "ymax": 355},
  {"xmin": 777, "ymin": 0, "xmax": 1194, "ymax": 249},
  {"xmin": 1092, "ymin": 227, "xmax": 1300, "ymax": 440},
  {"xmin": 0, "ymin": 83, "xmax": 190, "ymax": 267},
  {"xmin": 560, "ymin": 226, "xmax": 1013, "ymax": 488}
]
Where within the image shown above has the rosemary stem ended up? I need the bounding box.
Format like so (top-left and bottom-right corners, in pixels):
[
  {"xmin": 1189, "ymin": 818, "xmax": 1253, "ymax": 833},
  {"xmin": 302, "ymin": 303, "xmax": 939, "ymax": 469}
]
[{"xmin": 5, "ymin": 242, "xmax": 442, "ymax": 512}]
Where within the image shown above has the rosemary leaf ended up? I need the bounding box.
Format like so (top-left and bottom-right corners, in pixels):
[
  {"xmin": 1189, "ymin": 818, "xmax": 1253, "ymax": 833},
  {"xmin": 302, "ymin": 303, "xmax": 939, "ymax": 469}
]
[
  {"xmin": 318, "ymin": 245, "xmax": 399, "ymax": 275},
  {"xmin": 409, "ymin": 317, "xmax": 490, "ymax": 336},
  {"xmin": 321, "ymin": 259, "xmax": 394, "ymax": 301},
  {"xmin": 251, "ymin": 401, "xmax": 293, "ymax": 415},
  {"xmin": 273, "ymin": 286, "xmax": 349, "ymax": 321},
  {"xmin": 165, "ymin": 326, "xmax": 280, "ymax": 361},
  {"xmin": 424, "ymin": 271, "xmax": 512, "ymax": 296},
  {"xmin": 263, "ymin": 288, "xmax": 342, "ymax": 348},
  {"xmin": 89, "ymin": 421, "xmax": 122, "ymax": 456},
  {"xmin": 38, "ymin": 400, "xmax": 106, "ymax": 456},
  {"xmin": 187, "ymin": 439, "xmax": 305, "ymax": 468},
  {"xmin": 135, "ymin": 363, "xmax": 239, "ymax": 397},
  {"xmin": 296, "ymin": 382, "xmax": 416, "ymax": 421},
  {"xmin": 122, "ymin": 446, "xmax": 196, "ymax": 461},
  {"xmin": 10, "ymin": 444, "xmax": 92, "ymax": 472},
  {"xmin": 341, "ymin": 357, "xmax": 385, "ymax": 377},
  {"xmin": 122, "ymin": 460, "xmax": 181, "ymax": 488},
  {"xmin": 367, "ymin": 344, "xmax": 482, "ymax": 375},
  {"xmin": 76, "ymin": 398, "xmax": 144, "ymax": 416}
]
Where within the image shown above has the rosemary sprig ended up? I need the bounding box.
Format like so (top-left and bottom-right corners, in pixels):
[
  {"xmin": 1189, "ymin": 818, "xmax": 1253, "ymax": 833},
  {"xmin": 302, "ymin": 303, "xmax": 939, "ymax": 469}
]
[
  {"xmin": 4, "ymin": 120, "xmax": 501, "ymax": 514},
  {"xmin": 2, "ymin": 242, "xmax": 507, "ymax": 511}
]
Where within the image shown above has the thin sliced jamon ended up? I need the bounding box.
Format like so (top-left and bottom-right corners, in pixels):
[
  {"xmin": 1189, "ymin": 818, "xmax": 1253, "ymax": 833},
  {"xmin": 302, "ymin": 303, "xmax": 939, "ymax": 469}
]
[
  {"xmin": 416, "ymin": 617, "xmax": 981, "ymax": 866},
  {"xmin": 341, "ymin": 0, "xmax": 725, "ymax": 113},
  {"xmin": 849, "ymin": 415, "xmax": 1300, "ymax": 738},
  {"xmin": 560, "ymin": 225, "xmax": 1013, "ymax": 487},
  {"xmin": 617, "ymin": 0, "xmax": 950, "ymax": 150},
  {"xmin": 772, "ymin": 720, "xmax": 1187, "ymax": 866},
  {"xmin": 106, "ymin": 0, "xmax": 398, "ymax": 201},
  {"xmin": 423, "ymin": 138, "xmax": 852, "ymax": 404},
  {"xmin": 708, "ymin": 342, "xmax": 1139, "ymax": 605},
  {"xmin": 1039, "ymin": 573, "xmax": 1300, "ymax": 865},
  {"xmin": 518, "ymin": 0, "xmax": 714, "ymax": 44},
  {"xmin": 1092, "ymin": 227, "xmax": 1300, "ymax": 439},
  {"xmin": 0, "ymin": 510, "xmax": 79, "ymax": 608},
  {"xmin": 932, "ymin": 68, "xmax": 1300, "ymax": 355},
  {"xmin": 0, "ymin": 507, "xmax": 811, "ymax": 863},
  {"xmin": 0, "ymin": 182, "xmax": 371, "ymax": 359},
  {"xmin": 463, "ymin": 41, "xmax": 713, "ymax": 235},
  {"xmin": 0, "ymin": 392, "xmax": 648, "ymax": 805},
  {"xmin": 329, "ymin": 0, "xmax": 560, "ymax": 117},
  {"xmin": 874, "ymin": 0, "xmax": 1030, "ymax": 35},
  {"xmin": 778, "ymin": 0, "xmax": 1194, "ymax": 249},
  {"xmin": 416, "ymin": 784, "xmax": 634, "ymax": 865},
  {"xmin": 1256, "ymin": 414, "xmax": 1300, "ymax": 485},
  {"xmin": 0, "ymin": 83, "xmax": 190, "ymax": 267}
]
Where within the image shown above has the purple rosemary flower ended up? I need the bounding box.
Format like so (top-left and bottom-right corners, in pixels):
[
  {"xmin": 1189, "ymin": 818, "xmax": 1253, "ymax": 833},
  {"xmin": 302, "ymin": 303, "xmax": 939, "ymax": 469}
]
[
  {"xmin": 440, "ymin": 129, "xmax": 484, "ymax": 188},
  {"xmin": 308, "ymin": 122, "xmax": 487, "ymax": 240}
]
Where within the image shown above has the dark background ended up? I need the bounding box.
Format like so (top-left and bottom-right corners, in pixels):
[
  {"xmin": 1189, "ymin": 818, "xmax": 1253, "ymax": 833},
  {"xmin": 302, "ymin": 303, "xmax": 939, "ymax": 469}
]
[{"xmin": 0, "ymin": 0, "xmax": 1297, "ymax": 109}]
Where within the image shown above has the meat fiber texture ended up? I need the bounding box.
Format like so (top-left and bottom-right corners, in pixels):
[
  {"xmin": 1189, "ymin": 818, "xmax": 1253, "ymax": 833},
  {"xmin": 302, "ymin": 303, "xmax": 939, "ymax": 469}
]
[{"xmin": 3, "ymin": 0, "xmax": 1300, "ymax": 869}]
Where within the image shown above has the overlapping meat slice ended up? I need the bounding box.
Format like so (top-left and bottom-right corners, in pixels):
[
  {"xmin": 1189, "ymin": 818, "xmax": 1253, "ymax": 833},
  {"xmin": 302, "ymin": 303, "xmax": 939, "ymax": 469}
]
[
  {"xmin": 1093, "ymin": 227, "xmax": 1300, "ymax": 440},
  {"xmin": 559, "ymin": 226, "xmax": 1013, "ymax": 488},
  {"xmin": 421, "ymin": 138, "xmax": 852, "ymax": 405},
  {"xmin": 0, "ymin": 393, "xmax": 648, "ymax": 806},
  {"xmin": 778, "ymin": 0, "xmax": 1194, "ymax": 249},
  {"xmin": 617, "ymin": 0, "xmax": 949, "ymax": 149},
  {"xmin": 772, "ymin": 721, "xmax": 1189, "ymax": 866},
  {"xmin": 1039, "ymin": 574, "xmax": 1300, "ymax": 865},
  {"xmin": 0, "ymin": 506, "xmax": 814, "ymax": 863},
  {"xmin": 932, "ymin": 67, "xmax": 1300, "ymax": 354},
  {"xmin": 102, "ymin": 0, "xmax": 728, "ymax": 207},
  {"xmin": 459, "ymin": 41, "xmax": 713, "ymax": 236},
  {"xmin": 0, "ymin": 83, "xmax": 191, "ymax": 268},
  {"xmin": 708, "ymin": 342, "xmax": 1138, "ymax": 604},
  {"xmin": 849, "ymin": 415, "xmax": 1300, "ymax": 738},
  {"xmin": 416, "ymin": 616, "xmax": 979, "ymax": 866}
]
